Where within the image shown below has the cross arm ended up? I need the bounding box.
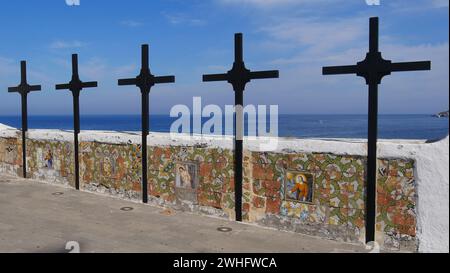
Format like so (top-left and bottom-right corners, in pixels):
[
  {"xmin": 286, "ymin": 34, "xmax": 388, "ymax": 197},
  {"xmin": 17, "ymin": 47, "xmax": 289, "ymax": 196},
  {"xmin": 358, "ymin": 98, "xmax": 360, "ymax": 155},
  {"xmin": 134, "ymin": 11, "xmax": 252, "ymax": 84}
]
[
  {"xmin": 249, "ymin": 70, "xmax": 279, "ymax": 80},
  {"xmin": 118, "ymin": 78, "xmax": 138, "ymax": 86},
  {"xmin": 390, "ymin": 61, "xmax": 431, "ymax": 72},
  {"xmin": 8, "ymin": 87, "xmax": 19, "ymax": 93},
  {"xmin": 203, "ymin": 73, "xmax": 229, "ymax": 82},
  {"xmin": 323, "ymin": 65, "xmax": 358, "ymax": 75},
  {"xmin": 9, "ymin": 84, "xmax": 42, "ymax": 93},
  {"xmin": 29, "ymin": 85, "xmax": 42, "ymax": 92},
  {"xmin": 82, "ymin": 81, "xmax": 98, "ymax": 88},
  {"xmin": 56, "ymin": 81, "xmax": 97, "ymax": 90},
  {"xmin": 154, "ymin": 76, "xmax": 175, "ymax": 84},
  {"xmin": 55, "ymin": 84, "xmax": 71, "ymax": 90}
]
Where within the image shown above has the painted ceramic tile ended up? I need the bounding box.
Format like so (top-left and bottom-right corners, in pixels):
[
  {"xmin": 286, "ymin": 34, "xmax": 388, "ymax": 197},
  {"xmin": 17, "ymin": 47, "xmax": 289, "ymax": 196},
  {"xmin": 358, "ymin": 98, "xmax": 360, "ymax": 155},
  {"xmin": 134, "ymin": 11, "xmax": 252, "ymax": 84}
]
[
  {"xmin": 329, "ymin": 207, "xmax": 348, "ymax": 226},
  {"xmin": 348, "ymin": 208, "xmax": 365, "ymax": 229},
  {"xmin": 389, "ymin": 159, "xmax": 414, "ymax": 178},
  {"xmin": 329, "ymin": 191, "xmax": 349, "ymax": 208},
  {"xmin": 347, "ymin": 190, "xmax": 365, "ymax": 210},
  {"xmin": 175, "ymin": 161, "xmax": 199, "ymax": 203},
  {"xmin": 252, "ymin": 179, "xmax": 265, "ymax": 196},
  {"xmin": 316, "ymin": 187, "xmax": 330, "ymax": 206},
  {"xmin": 378, "ymin": 159, "xmax": 389, "ymax": 177},
  {"xmin": 281, "ymin": 201, "xmax": 309, "ymax": 220},
  {"xmin": 0, "ymin": 138, "xmax": 19, "ymax": 164},
  {"xmin": 285, "ymin": 171, "xmax": 314, "ymax": 204},
  {"xmin": 221, "ymin": 192, "xmax": 235, "ymax": 210},
  {"xmin": 309, "ymin": 205, "xmax": 327, "ymax": 224},
  {"xmin": 266, "ymin": 196, "xmax": 281, "ymax": 214},
  {"xmin": 198, "ymin": 190, "xmax": 222, "ymax": 209},
  {"xmin": 376, "ymin": 194, "xmax": 416, "ymax": 237},
  {"xmin": 175, "ymin": 162, "xmax": 198, "ymax": 190},
  {"xmin": 252, "ymin": 196, "xmax": 265, "ymax": 209}
]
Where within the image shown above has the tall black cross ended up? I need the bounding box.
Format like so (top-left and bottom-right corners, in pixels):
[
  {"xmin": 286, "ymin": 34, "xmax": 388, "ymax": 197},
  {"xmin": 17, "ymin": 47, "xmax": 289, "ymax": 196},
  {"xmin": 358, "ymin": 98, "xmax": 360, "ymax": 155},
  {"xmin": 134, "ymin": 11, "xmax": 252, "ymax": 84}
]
[
  {"xmin": 203, "ymin": 33, "xmax": 279, "ymax": 221},
  {"xmin": 8, "ymin": 61, "xmax": 42, "ymax": 178},
  {"xmin": 323, "ymin": 17, "xmax": 431, "ymax": 244},
  {"xmin": 56, "ymin": 54, "xmax": 98, "ymax": 190},
  {"xmin": 118, "ymin": 44, "xmax": 175, "ymax": 204}
]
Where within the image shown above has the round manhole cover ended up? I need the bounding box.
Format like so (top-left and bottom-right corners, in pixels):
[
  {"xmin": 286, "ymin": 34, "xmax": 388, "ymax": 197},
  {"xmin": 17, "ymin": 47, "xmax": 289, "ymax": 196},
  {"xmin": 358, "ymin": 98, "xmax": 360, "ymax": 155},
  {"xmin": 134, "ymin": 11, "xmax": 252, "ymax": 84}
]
[
  {"xmin": 120, "ymin": 207, "xmax": 134, "ymax": 211},
  {"xmin": 217, "ymin": 227, "xmax": 233, "ymax": 233},
  {"xmin": 52, "ymin": 192, "xmax": 64, "ymax": 196}
]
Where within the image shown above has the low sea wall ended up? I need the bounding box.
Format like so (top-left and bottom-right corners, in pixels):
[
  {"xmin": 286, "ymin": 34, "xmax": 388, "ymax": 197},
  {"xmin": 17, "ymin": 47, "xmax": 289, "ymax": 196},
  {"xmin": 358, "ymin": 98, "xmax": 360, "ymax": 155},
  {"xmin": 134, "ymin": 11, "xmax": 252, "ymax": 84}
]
[{"xmin": 0, "ymin": 123, "xmax": 448, "ymax": 252}]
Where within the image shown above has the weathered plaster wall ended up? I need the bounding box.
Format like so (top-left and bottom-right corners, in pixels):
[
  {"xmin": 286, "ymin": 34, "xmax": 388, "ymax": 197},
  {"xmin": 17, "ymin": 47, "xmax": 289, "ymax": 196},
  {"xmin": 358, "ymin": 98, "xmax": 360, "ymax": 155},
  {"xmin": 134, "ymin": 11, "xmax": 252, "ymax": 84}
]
[{"xmin": 0, "ymin": 124, "xmax": 448, "ymax": 252}]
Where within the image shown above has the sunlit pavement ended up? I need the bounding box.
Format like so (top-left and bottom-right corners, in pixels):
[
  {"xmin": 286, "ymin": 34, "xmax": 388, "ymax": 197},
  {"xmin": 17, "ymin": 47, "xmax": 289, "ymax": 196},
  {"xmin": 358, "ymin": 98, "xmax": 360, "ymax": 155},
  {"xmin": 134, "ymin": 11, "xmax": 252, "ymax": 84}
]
[{"xmin": 0, "ymin": 174, "xmax": 367, "ymax": 253}]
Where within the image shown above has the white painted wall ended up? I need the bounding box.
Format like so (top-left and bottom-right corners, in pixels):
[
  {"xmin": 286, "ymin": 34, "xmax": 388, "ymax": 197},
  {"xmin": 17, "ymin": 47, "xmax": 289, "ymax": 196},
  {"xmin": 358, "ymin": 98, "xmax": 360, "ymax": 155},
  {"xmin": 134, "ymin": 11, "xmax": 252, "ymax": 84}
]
[{"xmin": 1, "ymin": 124, "xmax": 448, "ymax": 252}]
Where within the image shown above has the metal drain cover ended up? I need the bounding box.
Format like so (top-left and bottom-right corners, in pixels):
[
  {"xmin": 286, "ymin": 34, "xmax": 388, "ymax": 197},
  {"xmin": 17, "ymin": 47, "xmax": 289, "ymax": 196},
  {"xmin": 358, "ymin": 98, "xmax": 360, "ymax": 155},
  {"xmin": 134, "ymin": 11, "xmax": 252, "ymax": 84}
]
[
  {"xmin": 120, "ymin": 207, "xmax": 134, "ymax": 211},
  {"xmin": 52, "ymin": 192, "xmax": 64, "ymax": 196},
  {"xmin": 217, "ymin": 227, "xmax": 232, "ymax": 233}
]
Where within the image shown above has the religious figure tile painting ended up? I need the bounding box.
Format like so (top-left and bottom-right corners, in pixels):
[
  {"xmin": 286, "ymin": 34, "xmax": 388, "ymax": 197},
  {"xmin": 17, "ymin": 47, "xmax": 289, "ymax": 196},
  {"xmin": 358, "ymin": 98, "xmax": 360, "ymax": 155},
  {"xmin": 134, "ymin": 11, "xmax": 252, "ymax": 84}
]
[
  {"xmin": 176, "ymin": 162, "xmax": 197, "ymax": 189},
  {"xmin": 175, "ymin": 162, "xmax": 199, "ymax": 203},
  {"xmin": 285, "ymin": 171, "xmax": 314, "ymax": 203},
  {"xmin": 44, "ymin": 149, "xmax": 53, "ymax": 169}
]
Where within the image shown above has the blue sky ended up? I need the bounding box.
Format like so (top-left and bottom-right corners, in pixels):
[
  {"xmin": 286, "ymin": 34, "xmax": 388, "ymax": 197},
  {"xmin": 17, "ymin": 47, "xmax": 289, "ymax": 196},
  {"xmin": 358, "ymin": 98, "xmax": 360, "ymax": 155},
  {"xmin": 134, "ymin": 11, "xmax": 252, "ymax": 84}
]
[{"xmin": 0, "ymin": 0, "xmax": 448, "ymax": 115}]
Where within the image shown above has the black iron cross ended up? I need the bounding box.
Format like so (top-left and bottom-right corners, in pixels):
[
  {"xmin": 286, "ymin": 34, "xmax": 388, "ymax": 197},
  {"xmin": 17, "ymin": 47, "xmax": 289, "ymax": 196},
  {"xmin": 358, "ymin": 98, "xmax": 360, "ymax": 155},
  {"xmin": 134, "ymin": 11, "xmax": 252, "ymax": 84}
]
[
  {"xmin": 8, "ymin": 61, "xmax": 42, "ymax": 178},
  {"xmin": 203, "ymin": 33, "xmax": 279, "ymax": 221},
  {"xmin": 118, "ymin": 44, "xmax": 175, "ymax": 204},
  {"xmin": 323, "ymin": 17, "xmax": 431, "ymax": 244},
  {"xmin": 56, "ymin": 54, "xmax": 98, "ymax": 190}
]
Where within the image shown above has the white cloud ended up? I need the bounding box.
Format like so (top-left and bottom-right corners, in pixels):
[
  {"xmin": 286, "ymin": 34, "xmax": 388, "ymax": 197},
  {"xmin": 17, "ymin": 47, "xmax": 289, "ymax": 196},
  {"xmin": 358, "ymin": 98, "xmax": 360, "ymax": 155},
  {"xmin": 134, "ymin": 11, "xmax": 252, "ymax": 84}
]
[
  {"xmin": 51, "ymin": 56, "xmax": 137, "ymax": 83},
  {"xmin": 260, "ymin": 16, "xmax": 368, "ymax": 65},
  {"xmin": 162, "ymin": 12, "xmax": 207, "ymax": 26},
  {"xmin": 50, "ymin": 40, "xmax": 87, "ymax": 49},
  {"xmin": 113, "ymin": 64, "xmax": 137, "ymax": 76},
  {"xmin": 432, "ymin": 0, "xmax": 449, "ymax": 8},
  {"xmin": 238, "ymin": 12, "xmax": 449, "ymax": 114},
  {"xmin": 388, "ymin": 0, "xmax": 449, "ymax": 13},
  {"xmin": 0, "ymin": 57, "xmax": 15, "ymax": 76},
  {"xmin": 120, "ymin": 20, "xmax": 143, "ymax": 27},
  {"xmin": 265, "ymin": 17, "xmax": 365, "ymax": 48},
  {"xmin": 79, "ymin": 58, "xmax": 108, "ymax": 81},
  {"xmin": 221, "ymin": 0, "xmax": 298, "ymax": 6},
  {"xmin": 219, "ymin": 0, "xmax": 343, "ymax": 8},
  {"xmin": 221, "ymin": 0, "xmax": 448, "ymax": 9},
  {"xmin": 237, "ymin": 42, "xmax": 448, "ymax": 114}
]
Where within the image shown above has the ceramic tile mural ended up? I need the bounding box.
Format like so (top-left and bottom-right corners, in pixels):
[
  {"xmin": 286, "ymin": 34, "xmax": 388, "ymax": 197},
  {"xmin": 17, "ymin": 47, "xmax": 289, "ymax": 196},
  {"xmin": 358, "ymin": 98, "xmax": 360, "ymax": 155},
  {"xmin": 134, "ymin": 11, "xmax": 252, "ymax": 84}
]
[
  {"xmin": 147, "ymin": 146, "xmax": 234, "ymax": 211},
  {"xmin": 0, "ymin": 137, "xmax": 21, "ymax": 176},
  {"xmin": 79, "ymin": 142, "xmax": 142, "ymax": 199},
  {"xmin": 376, "ymin": 159, "xmax": 416, "ymax": 250},
  {"xmin": 175, "ymin": 161, "xmax": 199, "ymax": 203},
  {"xmin": 0, "ymin": 135, "xmax": 418, "ymax": 250},
  {"xmin": 0, "ymin": 138, "xmax": 20, "ymax": 165},
  {"xmin": 26, "ymin": 139, "xmax": 74, "ymax": 186},
  {"xmin": 284, "ymin": 171, "xmax": 314, "ymax": 203},
  {"xmin": 250, "ymin": 151, "xmax": 416, "ymax": 250}
]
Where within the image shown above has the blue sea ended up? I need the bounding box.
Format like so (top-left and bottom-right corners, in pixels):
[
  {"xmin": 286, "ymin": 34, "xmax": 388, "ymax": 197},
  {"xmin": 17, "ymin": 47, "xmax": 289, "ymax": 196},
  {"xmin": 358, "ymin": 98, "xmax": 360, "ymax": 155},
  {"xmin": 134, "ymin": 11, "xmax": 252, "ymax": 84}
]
[{"xmin": 0, "ymin": 114, "xmax": 448, "ymax": 140}]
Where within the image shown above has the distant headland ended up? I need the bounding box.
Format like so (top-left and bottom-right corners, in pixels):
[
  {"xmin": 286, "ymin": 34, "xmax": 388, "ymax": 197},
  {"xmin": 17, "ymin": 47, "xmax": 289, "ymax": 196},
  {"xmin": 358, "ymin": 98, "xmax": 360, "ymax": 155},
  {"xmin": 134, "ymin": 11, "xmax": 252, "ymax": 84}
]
[{"xmin": 434, "ymin": 111, "xmax": 449, "ymax": 118}]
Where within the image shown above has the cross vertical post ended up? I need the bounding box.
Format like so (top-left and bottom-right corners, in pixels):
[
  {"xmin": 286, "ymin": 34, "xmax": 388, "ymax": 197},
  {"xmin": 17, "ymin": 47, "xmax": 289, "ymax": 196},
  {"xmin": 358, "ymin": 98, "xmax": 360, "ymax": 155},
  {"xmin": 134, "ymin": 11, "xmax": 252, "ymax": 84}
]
[
  {"xmin": 56, "ymin": 54, "xmax": 98, "ymax": 190},
  {"xmin": 203, "ymin": 33, "xmax": 279, "ymax": 221},
  {"xmin": 118, "ymin": 44, "xmax": 175, "ymax": 204},
  {"xmin": 8, "ymin": 61, "xmax": 42, "ymax": 178},
  {"xmin": 322, "ymin": 17, "xmax": 431, "ymax": 243}
]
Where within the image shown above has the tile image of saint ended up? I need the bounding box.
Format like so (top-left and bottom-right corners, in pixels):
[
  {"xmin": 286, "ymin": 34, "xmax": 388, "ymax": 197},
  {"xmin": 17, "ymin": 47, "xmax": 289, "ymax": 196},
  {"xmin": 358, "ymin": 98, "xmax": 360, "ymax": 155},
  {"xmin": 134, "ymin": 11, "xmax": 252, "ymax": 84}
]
[
  {"xmin": 176, "ymin": 163, "xmax": 197, "ymax": 190},
  {"xmin": 44, "ymin": 149, "xmax": 53, "ymax": 169},
  {"xmin": 285, "ymin": 172, "xmax": 314, "ymax": 203}
]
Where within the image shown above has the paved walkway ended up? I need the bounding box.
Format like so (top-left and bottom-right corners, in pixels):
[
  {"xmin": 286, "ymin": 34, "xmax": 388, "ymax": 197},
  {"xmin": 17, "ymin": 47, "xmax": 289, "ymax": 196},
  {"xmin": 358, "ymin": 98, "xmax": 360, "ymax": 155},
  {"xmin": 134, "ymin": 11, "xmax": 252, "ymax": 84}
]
[{"xmin": 0, "ymin": 174, "xmax": 367, "ymax": 253}]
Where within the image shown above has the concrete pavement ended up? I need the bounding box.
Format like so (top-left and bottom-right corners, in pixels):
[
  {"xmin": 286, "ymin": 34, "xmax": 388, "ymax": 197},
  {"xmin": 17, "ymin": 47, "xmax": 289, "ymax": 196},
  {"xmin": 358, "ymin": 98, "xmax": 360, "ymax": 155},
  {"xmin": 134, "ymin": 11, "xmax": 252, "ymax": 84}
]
[{"xmin": 0, "ymin": 174, "xmax": 367, "ymax": 253}]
